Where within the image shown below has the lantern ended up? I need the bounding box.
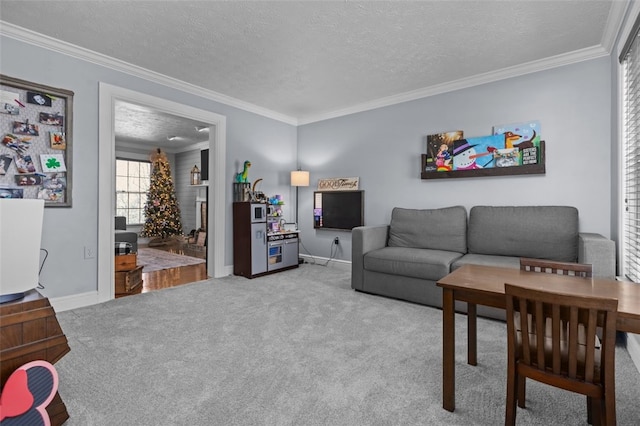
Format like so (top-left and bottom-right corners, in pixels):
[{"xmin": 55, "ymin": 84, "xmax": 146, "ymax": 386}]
[{"xmin": 190, "ymin": 165, "xmax": 201, "ymax": 185}]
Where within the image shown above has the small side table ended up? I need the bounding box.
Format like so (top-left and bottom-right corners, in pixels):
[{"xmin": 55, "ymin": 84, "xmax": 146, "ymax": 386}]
[{"xmin": 0, "ymin": 289, "xmax": 71, "ymax": 425}]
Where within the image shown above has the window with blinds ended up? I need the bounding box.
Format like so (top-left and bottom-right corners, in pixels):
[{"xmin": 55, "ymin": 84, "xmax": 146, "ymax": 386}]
[
  {"xmin": 623, "ymin": 23, "xmax": 640, "ymax": 283},
  {"xmin": 116, "ymin": 158, "xmax": 150, "ymax": 225}
]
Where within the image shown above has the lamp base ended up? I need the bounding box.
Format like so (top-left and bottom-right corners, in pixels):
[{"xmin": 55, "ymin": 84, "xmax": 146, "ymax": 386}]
[{"xmin": 0, "ymin": 291, "xmax": 27, "ymax": 304}]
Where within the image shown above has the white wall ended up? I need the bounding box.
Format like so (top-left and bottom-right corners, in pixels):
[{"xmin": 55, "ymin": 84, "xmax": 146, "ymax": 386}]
[
  {"xmin": 0, "ymin": 35, "xmax": 298, "ymax": 299},
  {"xmin": 298, "ymin": 58, "xmax": 612, "ymax": 261}
]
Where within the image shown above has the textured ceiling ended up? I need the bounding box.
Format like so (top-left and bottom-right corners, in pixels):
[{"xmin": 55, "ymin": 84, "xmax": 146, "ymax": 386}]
[
  {"xmin": 114, "ymin": 101, "xmax": 210, "ymax": 152},
  {"xmin": 0, "ymin": 1, "xmax": 625, "ymax": 137}
]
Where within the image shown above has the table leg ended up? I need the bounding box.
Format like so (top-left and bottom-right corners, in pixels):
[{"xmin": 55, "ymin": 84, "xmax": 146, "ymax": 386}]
[
  {"xmin": 467, "ymin": 303, "xmax": 477, "ymax": 366},
  {"xmin": 442, "ymin": 288, "xmax": 455, "ymax": 412}
]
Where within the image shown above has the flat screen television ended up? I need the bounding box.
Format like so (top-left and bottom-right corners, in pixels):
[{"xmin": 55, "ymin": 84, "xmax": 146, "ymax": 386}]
[
  {"xmin": 313, "ymin": 190, "xmax": 364, "ymax": 230},
  {"xmin": 200, "ymin": 149, "xmax": 209, "ymax": 181}
]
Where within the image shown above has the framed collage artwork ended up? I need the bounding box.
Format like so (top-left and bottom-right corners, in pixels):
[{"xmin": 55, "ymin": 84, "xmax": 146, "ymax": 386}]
[{"xmin": 0, "ymin": 75, "xmax": 73, "ymax": 206}]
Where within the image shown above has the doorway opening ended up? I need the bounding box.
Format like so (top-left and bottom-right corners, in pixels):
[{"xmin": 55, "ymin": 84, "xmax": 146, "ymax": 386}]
[{"xmin": 98, "ymin": 83, "xmax": 227, "ymax": 303}]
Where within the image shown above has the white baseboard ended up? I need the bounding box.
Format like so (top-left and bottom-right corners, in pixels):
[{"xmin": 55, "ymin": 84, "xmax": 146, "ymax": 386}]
[
  {"xmin": 299, "ymin": 254, "xmax": 351, "ymax": 272},
  {"xmin": 49, "ymin": 291, "xmax": 100, "ymax": 312},
  {"xmin": 223, "ymin": 264, "xmax": 234, "ymax": 277},
  {"xmin": 627, "ymin": 333, "xmax": 640, "ymax": 375},
  {"xmin": 227, "ymin": 258, "xmax": 350, "ymax": 275}
]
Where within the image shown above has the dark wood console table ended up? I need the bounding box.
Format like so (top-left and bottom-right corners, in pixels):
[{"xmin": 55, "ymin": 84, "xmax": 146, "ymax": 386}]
[{"xmin": 0, "ymin": 289, "xmax": 71, "ymax": 425}]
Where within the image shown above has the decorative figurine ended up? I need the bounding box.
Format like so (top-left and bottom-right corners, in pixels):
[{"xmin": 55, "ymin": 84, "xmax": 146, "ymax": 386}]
[{"xmin": 235, "ymin": 160, "xmax": 251, "ymax": 183}]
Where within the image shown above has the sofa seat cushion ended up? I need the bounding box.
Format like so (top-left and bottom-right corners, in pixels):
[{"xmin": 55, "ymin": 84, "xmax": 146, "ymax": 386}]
[
  {"xmin": 388, "ymin": 206, "xmax": 467, "ymax": 253},
  {"xmin": 468, "ymin": 206, "xmax": 579, "ymax": 262},
  {"xmin": 364, "ymin": 247, "xmax": 463, "ymax": 281},
  {"xmin": 452, "ymin": 253, "xmax": 520, "ymax": 271}
]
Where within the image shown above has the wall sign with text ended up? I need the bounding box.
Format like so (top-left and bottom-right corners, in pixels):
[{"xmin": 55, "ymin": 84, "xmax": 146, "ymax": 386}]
[{"xmin": 317, "ymin": 177, "xmax": 359, "ymax": 191}]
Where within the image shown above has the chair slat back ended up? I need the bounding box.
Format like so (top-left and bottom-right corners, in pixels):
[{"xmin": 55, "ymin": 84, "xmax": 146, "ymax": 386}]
[
  {"xmin": 519, "ymin": 257, "xmax": 592, "ymax": 277},
  {"xmin": 505, "ymin": 283, "xmax": 617, "ymax": 384}
]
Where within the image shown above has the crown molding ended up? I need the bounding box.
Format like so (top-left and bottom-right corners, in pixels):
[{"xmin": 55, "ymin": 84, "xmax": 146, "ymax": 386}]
[
  {"xmin": 0, "ymin": 21, "xmax": 299, "ymax": 126},
  {"xmin": 601, "ymin": 0, "xmax": 631, "ymax": 53},
  {"xmin": 298, "ymin": 44, "xmax": 610, "ymax": 125},
  {"xmin": 0, "ymin": 18, "xmax": 618, "ymax": 128},
  {"xmin": 615, "ymin": 0, "xmax": 640, "ymax": 59}
]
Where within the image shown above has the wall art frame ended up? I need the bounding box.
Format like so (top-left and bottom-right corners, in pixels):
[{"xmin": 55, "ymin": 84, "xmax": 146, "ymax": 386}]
[
  {"xmin": 421, "ymin": 140, "xmax": 546, "ymax": 180},
  {"xmin": 0, "ymin": 75, "xmax": 73, "ymax": 206}
]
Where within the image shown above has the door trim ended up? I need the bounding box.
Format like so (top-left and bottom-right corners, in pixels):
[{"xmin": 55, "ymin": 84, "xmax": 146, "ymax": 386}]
[{"xmin": 98, "ymin": 83, "xmax": 226, "ymax": 303}]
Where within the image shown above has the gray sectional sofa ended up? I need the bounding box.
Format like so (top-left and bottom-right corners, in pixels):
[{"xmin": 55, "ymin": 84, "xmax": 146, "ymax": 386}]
[{"xmin": 351, "ymin": 205, "xmax": 616, "ymax": 320}]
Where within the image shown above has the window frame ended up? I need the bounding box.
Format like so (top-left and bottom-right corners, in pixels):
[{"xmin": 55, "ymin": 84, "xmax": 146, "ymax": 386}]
[
  {"xmin": 115, "ymin": 157, "xmax": 151, "ymax": 226},
  {"xmin": 620, "ymin": 9, "xmax": 640, "ymax": 284}
]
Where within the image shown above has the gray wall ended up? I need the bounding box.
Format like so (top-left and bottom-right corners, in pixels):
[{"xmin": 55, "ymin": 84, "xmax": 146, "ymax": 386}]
[
  {"xmin": 0, "ymin": 34, "xmax": 615, "ymax": 299},
  {"xmin": 1, "ymin": 35, "xmax": 297, "ymax": 299},
  {"xmin": 298, "ymin": 57, "xmax": 612, "ymax": 261},
  {"xmin": 175, "ymin": 148, "xmax": 202, "ymax": 233}
]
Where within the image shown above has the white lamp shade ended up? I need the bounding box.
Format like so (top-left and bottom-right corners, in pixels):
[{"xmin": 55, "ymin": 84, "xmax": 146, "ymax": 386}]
[
  {"xmin": 291, "ymin": 170, "xmax": 310, "ymax": 187},
  {"xmin": 0, "ymin": 199, "xmax": 45, "ymax": 301}
]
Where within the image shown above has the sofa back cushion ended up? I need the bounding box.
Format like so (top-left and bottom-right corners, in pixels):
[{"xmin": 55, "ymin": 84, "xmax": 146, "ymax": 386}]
[
  {"xmin": 388, "ymin": 206, "xmax": 467, "ymax": 253},
  {"xmin": 115, "ymin": 216, "xmax": 127, "ymax": 230},
  {"xmin": 468, "ymin": 206, "xmax": 578, "ymax": 262}
]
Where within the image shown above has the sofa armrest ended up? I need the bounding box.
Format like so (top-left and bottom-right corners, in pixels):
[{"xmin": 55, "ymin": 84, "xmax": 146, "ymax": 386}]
[
  {"xmin": 352, "ymin": 225, "xmax": 389, "ymax": 290},
  {"xmin": 578, "ymin": 232, "xmax": 616, "ymax": 278}
]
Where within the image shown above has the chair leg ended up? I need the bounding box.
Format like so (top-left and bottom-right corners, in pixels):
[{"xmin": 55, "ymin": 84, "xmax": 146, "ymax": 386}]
[
  {"xmin": 587, "ymin": 396, "xmax": 593, "ymax": 425},
  {"xmin": 517, "ymin": 376, "xmax": 526, "ymax": 408},
  {"xmin": 590, "ymin": 398, "xmax": 602, "ymax": 426},
  {"xmin": 603, "ymin": 383, "xmax": 617, "ymax": 426},
  {"xmin": 505, "ymin": 366, "xmax": 518, "ymax": 425}
]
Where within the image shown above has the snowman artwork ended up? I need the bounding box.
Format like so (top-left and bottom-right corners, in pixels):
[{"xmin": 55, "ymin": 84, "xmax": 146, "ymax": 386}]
[{"xmin": 453, "ymin": 140, "xmax": 483, "ymax": 170}]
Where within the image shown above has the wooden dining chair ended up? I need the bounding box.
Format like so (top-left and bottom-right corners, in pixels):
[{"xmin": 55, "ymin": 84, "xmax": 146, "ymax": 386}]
[
  {"xmin": 518, "ymin": 257, "xmax": 595, "ymax": 409},
  {"xmin": 504, "ymin": 283, "xmax": 618, "ymax": 426},
  {"xmin": 519, "ymin": 257, "xmax": 592, "ymax": 277}
]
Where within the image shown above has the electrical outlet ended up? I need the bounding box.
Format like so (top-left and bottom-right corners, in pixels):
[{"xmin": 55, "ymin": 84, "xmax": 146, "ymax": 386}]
[
  {"xmin": 84, "ymin": 246, "xmax": 95, "ymax": 259},
  {"xmin": 334, "ymin": 237, "xmax": 340, "ymax": 245}
]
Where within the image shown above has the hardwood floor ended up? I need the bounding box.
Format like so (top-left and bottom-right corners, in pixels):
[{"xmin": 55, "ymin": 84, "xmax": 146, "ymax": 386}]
[
  {"xmin": 141, "ymin": 262, "xmax": 208, "ymax": 293},
  {"xmin": 116, "ymin": 238, "xmax": 208, "ymax": 297}
]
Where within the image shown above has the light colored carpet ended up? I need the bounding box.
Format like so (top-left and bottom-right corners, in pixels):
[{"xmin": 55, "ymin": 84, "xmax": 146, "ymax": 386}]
[
  {"xmin": 55, "ymin": 265, "xmax": 640, "ymax": 425},
  {"xmin": 137, "ymin": 247, "xmax": 205, "ymax": 272}
]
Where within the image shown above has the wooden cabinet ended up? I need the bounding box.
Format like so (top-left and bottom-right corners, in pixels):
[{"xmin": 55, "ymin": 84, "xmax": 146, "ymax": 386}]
[
  {"xmin": 233, "ymin": 202, "xmax": 268, "ymax": 278},
  {"xmin": 233, "ymin": 202, "xmax": 299, "ymax": 278},
  {"xmin": 0, "ymin": 290, "xmax": 70, "ymax": 425}
]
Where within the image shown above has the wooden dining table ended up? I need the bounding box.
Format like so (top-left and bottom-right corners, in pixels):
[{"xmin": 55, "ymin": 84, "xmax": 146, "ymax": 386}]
[{"xmin": 436, "ymin": 263, "xmax": 640, "ymax": 412}]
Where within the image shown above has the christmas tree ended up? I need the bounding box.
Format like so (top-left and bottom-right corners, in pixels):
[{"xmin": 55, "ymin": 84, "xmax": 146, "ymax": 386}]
[{"xmin": 141, "ymin": 148, "xmax": 183, "ymax": 242}]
